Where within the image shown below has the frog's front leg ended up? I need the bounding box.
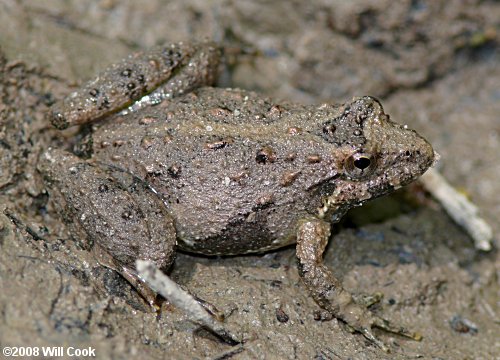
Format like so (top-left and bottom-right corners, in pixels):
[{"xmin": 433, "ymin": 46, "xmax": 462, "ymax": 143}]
[
  {"xmin": 48, "ymin": 41, "xmax": 221, "ymax": 129},
  {"xmin": 296, "ymin": 218, "xmax": 421, "ymax": 352}
]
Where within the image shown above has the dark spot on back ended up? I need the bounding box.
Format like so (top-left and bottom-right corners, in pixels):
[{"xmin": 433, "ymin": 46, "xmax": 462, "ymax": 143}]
[
  {"xmin": 89, "ymin": 88, "xmax": 99, "ymax": 97},
  {"xmin": 286, "ymin": 152, "xmax": 296, "ymax": 162},
  {"xmin": 167, "ymin": 164, "xmax": 181, "ymax": 178},
  {"xmin": 276, "ymin": 308, "xmax": 289, "ymax": 323},
  {"xmin": 164, "ymin": 58, "xmax": 174, "ymax": 67},
  {"xmin": 128, "ymin": 89, "xmax": 140, "ymax": 99},
  {"xmin": 256, "ymin": 146, "xmax": 276, "ymax": 164},
  {"xmin": 323, "ymin": 123, "xmax": 336, "ymax": 136},
  {"xmin": 98, "ymin": 184, "xmax": 109, "ymax": 193},
  {"xmin": 98, "ymin": 97, "xmax": 110, "ymax": 110}
]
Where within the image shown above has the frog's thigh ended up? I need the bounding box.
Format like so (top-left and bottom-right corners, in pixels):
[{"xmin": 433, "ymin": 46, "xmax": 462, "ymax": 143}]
[
  {"xmin": 40, "ymin": 149, "xmax": 176, "ymax": 304},
  {"xmin": 93, "ymin": 165, "xmax": 178, "ymax": 306},
  {"xmin": 98, "ymin": 163, "xmax": 176, "ymax": 269},
  {"xmin": 295, "ymin": 218, "xmax": 369, "ymax": 328}
]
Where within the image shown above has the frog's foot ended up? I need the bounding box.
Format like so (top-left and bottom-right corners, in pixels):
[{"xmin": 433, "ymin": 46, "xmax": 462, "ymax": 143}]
[
  {"xmin": 340, "ymin": 298, "xmax": 422, "ymax": 352},
  {"xmin": 296, "ymin": 218, "xmax": 421, "ymax": 352},
  {"xmin": 96, "ymin": 243, "xmax": 228, "ymax": 335},
  {"xmin": 137, "ymin": 260, "xmax": 240, "ymax": 345},
  {"xmin": 364, "ymin": 315, "xmax": 422, "ymax": 346},
  {"xmin": 91, "ymin": 243, "xmax": 159, "ymax": 309}
]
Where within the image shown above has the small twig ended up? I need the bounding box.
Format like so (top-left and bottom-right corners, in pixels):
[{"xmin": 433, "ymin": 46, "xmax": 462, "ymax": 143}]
[
  {"xmin": 420, "ymin": 168, "xmax": 493, "ymax": 251},
  {"xmin": 136, "ymin": 260, "xmax": 240, "ymax": 345}
]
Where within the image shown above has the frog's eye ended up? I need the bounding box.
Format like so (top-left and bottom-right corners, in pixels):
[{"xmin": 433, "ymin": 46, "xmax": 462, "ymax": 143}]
[{"xmin": 344, "ymin": 153, "xmax": 377, "ymax": 179}]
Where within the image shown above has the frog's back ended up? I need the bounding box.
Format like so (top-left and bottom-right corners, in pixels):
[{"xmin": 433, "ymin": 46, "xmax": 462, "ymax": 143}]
[{"xmin": 90, "ymin": 88, "xmax": 342, "ymax": 255}]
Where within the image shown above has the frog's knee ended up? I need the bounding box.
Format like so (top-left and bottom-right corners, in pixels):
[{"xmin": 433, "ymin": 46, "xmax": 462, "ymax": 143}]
[{"xmin": 39, "ymin": 149, "xmax": 176, "ymax": 271}]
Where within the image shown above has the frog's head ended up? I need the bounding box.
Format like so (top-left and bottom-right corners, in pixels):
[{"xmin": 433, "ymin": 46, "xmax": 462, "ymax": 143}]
[{"xmin": 319, "ymin": 96, "xmax": 435, "ymax": 215}]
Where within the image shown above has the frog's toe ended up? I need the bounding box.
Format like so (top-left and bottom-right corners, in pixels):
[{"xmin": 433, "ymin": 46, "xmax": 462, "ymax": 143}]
[
  {"xmin": 200, "ymin": 326, "xmax": 241, "ymax": 346},
  {"xmin": 349, "ymin": 313, "xmax": 421, "ymax": 352},
  {"xmin": 356, "ymin": 326, "xmax": 390, "ymax": 353},
  {"xmin": 190, "ymin": 293, "xmax": 225, "ymax": 322},
  {"xmin": 352, "ymin": 291, "xmax": 384, "ymax": 308},
  {"xmin": 371, "ymin": 315, "xmax": 423, "ymax": 341}
]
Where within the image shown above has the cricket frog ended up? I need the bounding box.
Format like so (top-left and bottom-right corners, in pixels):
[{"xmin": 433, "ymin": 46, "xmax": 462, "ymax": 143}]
[{"xmin": 39, "ymin": 41, "xmax": 435, "ymax": 350}]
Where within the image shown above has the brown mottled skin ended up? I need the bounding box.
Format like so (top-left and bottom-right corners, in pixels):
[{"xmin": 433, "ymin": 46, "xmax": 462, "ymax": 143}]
[{"xmin": 39, "ymin": 41, "xmax": 434, "ymax": 351}]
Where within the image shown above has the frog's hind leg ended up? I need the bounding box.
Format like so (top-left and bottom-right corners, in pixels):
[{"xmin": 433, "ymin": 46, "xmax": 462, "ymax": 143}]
[
  {"xmin": 39, "ymin": 149, "xmax": 238, "ymax": 342},
  {"xmin": 125, "ymin": 41, "xmax": 222, "ymax": 115},
  {"xmin": 92, "ymin": 243, "xmax": 159, "ymax": 307},
  {"xmin": 48, "ymin": 41, "xmax": 221, "ymax": 130},
  {"xmin": 295, "ymin": 218, "xmax": 421, "ymax": 352},
  {"xmin": 39, "ymin": 148, "xmax": 177, "ymax": 308}
]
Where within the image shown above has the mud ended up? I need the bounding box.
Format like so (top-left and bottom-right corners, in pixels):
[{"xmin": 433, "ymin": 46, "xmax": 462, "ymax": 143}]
[{"xmin": 0, "ymin": 1, "xmax": 499, "ymax": 359}]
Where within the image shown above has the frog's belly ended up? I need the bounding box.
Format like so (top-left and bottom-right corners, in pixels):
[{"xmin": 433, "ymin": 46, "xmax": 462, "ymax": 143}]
[
  {"xmin": 176, "ymin": 224, "xmax": 296, "ymax": 256},
  {"xmin": 170, "ymin": 202, "xmax": 301, "ymax": 256}
]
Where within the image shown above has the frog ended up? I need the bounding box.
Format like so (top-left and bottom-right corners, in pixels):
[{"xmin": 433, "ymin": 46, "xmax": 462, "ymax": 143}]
[{"xmin": 38, "ymin": 40, "xmax": 435, "ymax": 350}]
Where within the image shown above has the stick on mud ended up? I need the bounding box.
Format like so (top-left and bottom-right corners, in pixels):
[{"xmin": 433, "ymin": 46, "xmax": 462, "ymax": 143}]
[
  {"xmin": 136, "ymin": 260, "xmax": 239, "ymax": 344},
  {"xmin": 420, "ymin": 168, "xmax": 493, "ymax": 251}
]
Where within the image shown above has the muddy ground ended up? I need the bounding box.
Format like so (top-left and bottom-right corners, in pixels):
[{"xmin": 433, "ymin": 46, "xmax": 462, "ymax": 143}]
[{"xmin": 0, "ymin": 1, "xmax": 499, "ymax": 359}]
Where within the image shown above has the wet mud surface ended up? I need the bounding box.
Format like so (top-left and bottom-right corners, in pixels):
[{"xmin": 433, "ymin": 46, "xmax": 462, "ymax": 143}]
[{"xmin": 1, "ymin": 1, "xmax": 499, "ymax": 359}]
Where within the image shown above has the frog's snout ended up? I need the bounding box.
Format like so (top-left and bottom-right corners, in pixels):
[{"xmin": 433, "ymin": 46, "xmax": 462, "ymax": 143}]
[
  {"xmin": 408, "ymin": 132, "xmax": 435, "ymax": 176},
  {"xmin": 420, "ymin": 136, "xmax": 436, "ymax": 171}
]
